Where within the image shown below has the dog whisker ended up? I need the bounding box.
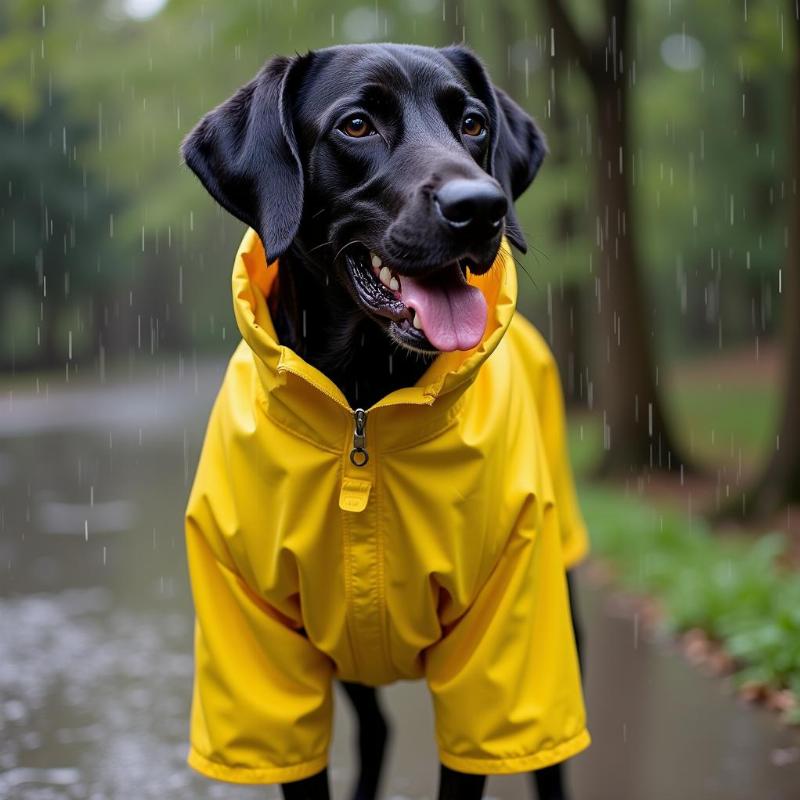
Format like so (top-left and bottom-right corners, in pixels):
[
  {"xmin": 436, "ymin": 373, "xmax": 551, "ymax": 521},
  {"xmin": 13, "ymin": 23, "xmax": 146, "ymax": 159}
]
[
  {"xmin": 332, "ymin": 239, "xmax": 363, "ymax": 263},
  {"xmin": 509, "ymin": 252, "xmax": 537, "ymax": 289},
  {"xmin": 306, "ymin": 240, "xmax": 336, "ymax": 255}
]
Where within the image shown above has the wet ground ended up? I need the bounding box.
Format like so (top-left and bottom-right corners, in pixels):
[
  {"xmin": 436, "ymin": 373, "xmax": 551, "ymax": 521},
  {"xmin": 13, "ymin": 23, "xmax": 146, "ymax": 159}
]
[{"xmin": 1, "ymin": 360, "xmax": 799, "ymax": 799}]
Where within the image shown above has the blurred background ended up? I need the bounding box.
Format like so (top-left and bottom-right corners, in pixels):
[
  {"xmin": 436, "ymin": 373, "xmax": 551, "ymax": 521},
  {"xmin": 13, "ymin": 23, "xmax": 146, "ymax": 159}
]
[{"xmin": 1, "ymin": 0, "xmax": 800, "ymax": 798}]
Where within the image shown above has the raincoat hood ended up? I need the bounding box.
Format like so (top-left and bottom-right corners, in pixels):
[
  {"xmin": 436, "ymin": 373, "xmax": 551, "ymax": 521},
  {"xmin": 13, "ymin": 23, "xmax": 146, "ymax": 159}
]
[
  {"xmin": 184, "ymin": 228, "xmax": 589, "ymax": 786},
  {"xmin": 232, "ymin": 227, "xmax": 516, "ymax": 421}
]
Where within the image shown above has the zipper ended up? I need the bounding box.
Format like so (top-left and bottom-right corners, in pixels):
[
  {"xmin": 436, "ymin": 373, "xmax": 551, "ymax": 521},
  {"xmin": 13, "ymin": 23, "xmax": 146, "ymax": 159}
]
[
  {"xmin": 350, "ymin": 408, "xmax": 368, "ymax": 466},
  {"xmin": 276, "ymin": 362, "xmax": 438, "ymax": 467}
]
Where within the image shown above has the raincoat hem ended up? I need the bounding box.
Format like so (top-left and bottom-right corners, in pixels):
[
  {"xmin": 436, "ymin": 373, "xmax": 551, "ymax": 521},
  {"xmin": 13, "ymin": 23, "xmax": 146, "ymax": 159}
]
[
  {"xmin": 438, "ymin": 728, "xmax": 591, "ymax": 775},
  {"xmin": 187, "ymin": 748, "xmax": 328, "ymax": 785}
]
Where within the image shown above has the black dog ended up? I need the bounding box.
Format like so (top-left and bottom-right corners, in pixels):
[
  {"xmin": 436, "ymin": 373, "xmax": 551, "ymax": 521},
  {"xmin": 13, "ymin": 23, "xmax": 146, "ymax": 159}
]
[{"xmin": 182, "ymin": 43, "xmax": 581, "ymax": 800}]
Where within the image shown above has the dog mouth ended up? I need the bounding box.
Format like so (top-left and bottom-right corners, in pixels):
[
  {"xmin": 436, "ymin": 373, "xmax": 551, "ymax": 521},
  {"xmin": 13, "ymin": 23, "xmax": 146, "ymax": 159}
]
[{"xmin": 343, "ymin": 245, "xmax": 489, "ymax": 353}]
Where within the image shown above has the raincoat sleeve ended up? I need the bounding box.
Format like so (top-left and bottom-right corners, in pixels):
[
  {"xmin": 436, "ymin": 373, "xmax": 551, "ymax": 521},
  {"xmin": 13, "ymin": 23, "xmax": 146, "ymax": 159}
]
[
  {"xmin": 425, "ymin": 499, "xmax": 590, "ymax": 775},
  {"xmin": 513, "ymin": 315, "xmax": 590, "ymax": 568},
  {"xmin": 185, "ymin": 387, "xmax": 335, "ymax": 785}
]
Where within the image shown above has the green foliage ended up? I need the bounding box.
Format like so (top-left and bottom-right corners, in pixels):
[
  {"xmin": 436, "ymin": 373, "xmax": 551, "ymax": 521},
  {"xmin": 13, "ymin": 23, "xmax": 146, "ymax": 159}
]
[
  {"xmin": 0, "ymin": 92, "xmax": 118, "ymax": 290},
  {"xmin": 630, "ymin": 0, "xmax": 792, "ymax": 353},
  {"xmin": 0, "ymin": 1, "xmax": 43, "ymax": 116},
  {"xmin": 567, "ymin": 349, "xmax": 778, "ymax": 473},
  {"xmin": 581, "ymin": 483, "xmax": 800, "ymax": 702},
  {"xmin": 667, "ymin": 378, "xmax": 779, "ymax": 466},
  {"xmin": 0, "ymin": 1, "xmax": 122, "ymax": 364}
]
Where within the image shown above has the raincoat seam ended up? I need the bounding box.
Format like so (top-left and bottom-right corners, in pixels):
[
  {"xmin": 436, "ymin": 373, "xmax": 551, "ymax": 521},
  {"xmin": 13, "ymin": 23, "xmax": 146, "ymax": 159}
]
[
  {"xmin": 377, "ymin": 397, "xmax": 467, "ymax": 454},
  {"xmin": 276, "ymin": 360, "xmax": 350, "ymax": 411},
  {"xmin": 258, "ymin": 397, "xmax": 344, "ymax": 455}
]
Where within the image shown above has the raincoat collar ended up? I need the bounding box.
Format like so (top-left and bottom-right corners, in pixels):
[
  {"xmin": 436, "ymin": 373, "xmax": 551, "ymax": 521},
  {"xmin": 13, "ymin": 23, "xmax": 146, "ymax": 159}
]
[{"xmin": 232, "ymin": 228, "xmax": 517, "ymax": 446}]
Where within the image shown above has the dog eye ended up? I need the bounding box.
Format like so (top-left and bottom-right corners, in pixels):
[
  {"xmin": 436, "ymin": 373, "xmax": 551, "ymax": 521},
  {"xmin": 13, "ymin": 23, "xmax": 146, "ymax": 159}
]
[
  {"xmin": 341, "ymin": 116, "xmax": 375, "ymax": 138},
  {"xmin": 462, "ymin": 115, "xmax": 486, "ymax": 137}
]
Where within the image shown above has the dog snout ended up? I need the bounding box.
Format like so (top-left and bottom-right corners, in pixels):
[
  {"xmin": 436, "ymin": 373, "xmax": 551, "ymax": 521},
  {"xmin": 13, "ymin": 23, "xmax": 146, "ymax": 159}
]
[{"xmin": 434, "ymin": 178, "xmax": 508, "ymax": 239}]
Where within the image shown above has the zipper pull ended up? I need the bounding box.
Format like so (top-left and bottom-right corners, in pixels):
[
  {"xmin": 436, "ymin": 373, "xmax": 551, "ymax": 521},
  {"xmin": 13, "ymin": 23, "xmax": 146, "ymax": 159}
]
[{"xmin": 350, "ymin": 408, "xmax": 368, "ymax": 466}]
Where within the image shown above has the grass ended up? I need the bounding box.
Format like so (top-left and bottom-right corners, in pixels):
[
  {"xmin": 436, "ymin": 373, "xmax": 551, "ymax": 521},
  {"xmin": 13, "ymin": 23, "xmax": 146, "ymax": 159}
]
[
  {"xmin": 666, "ymin": 379, "xmax": 779, "ymax": 470},
  {"xmin": 577, "ymin": 483, "xmax": 800, "ymax": 720},
  {"xmin": 566, "ymin": 353, "xmax": 779, "ymax": 476}
]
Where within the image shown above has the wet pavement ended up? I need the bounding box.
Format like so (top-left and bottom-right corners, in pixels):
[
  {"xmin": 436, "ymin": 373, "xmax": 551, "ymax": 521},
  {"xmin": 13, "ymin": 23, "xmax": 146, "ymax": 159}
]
[{"xmin": 1, "ymin": 361, "xmax": 799, "ymax": 799}]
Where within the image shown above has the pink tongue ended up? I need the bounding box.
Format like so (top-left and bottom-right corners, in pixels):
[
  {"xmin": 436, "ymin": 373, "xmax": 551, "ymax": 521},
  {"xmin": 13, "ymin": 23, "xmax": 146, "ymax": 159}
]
[{"xmin": 399, "ymin": 267, "xmax": 488, "ymax": 352}]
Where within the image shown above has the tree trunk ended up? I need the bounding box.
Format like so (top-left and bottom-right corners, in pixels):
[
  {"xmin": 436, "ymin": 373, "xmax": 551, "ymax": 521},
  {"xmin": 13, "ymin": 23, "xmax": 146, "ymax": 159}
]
[
  {"xmin": 734, "ymin": 6, "xmax": 800, "ymax": 517},
  {"xmin": 591, "ymin": 77, "xmax": 683, "ymax": 472},
  {"xmin": 547, "ymin": 16, "xmax": 589, "ymax": 408},
  {"xmin": 543, "ymin": 0, "xmax": 688, "ymax": 474}
]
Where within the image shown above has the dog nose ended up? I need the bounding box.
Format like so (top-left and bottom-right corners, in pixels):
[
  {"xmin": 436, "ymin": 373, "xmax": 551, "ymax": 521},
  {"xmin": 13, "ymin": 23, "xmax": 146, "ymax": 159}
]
[{"xmin": 434, "ymin": 179, "xmax": 508, "ymax": 237}]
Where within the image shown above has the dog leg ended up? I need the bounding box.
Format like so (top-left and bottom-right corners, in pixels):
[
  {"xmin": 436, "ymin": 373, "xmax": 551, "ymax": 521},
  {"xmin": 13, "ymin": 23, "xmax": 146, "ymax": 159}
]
[
  {"xmin": 437, "ymin": 764, "xmax": 486, "ymax": 799},
  {"xmin": 531, "ymin": 764, "xmax": 568, "ymax": 800},
  {"xmin": 340, "ymin": 681, "xmax": 391, "ymax": 800},
  {"xmin": 281, "ymin": 769, "xmax": 330, "ymax": 800}
]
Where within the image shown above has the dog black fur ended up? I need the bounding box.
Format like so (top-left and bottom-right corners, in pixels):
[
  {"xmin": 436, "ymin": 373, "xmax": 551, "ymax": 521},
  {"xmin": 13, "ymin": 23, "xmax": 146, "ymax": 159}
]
[{"xmin": 182, "ymin": 43, "xmax": 578, "ymax": 800}]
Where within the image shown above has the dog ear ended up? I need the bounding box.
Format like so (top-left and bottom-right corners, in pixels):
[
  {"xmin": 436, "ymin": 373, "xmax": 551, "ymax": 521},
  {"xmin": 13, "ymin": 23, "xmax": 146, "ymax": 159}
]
[
  {"xmin": 490, "ymin": 87, "xmax": 547, "ymax": 252},
  {"xmin": 181, "ymin": 55, "xmax": 309, "ymax": 263},
  {"xmin": 440, "ymin": 46, "xmax": 547, "ymax": 253}
]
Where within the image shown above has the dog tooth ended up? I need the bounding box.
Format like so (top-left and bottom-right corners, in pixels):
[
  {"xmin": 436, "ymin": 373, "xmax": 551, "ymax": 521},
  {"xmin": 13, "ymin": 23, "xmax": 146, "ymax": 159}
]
[
  {"xmin": 379, "ymin": 266, "xmax": 392, "ymax": 286},
  {"xmin": 371, "ymin": 253, "xmax": 383, "ymax": 269},
  {"xmin": 413, "ymin": 311, "xmax": 422, "ymax": 330},
  {"xmin": 389, "ymin": 276, "xmax": 399, "ymax": 291}
]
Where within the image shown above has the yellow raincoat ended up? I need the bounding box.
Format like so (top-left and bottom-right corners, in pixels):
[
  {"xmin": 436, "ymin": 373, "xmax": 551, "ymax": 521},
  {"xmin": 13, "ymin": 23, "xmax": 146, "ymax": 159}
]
[{"xmin": 185, "ymin": 228, "xmax": 590, "ymax": 784}]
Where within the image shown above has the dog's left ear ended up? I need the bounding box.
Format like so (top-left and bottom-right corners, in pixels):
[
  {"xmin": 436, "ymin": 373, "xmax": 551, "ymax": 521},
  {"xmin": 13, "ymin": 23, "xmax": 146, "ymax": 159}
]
[
  {"xmin": 181, "ymin": 54, "xmax": 310, "ymax": 263},
  {"xmin": 441, "ymin": 46, "xmax": 547, "ymax": 253}
]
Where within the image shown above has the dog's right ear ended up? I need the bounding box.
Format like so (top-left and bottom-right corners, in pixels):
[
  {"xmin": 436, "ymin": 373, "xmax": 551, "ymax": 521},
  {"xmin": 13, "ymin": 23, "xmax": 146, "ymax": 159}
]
[{"xmin": 181, "ymin": 55, "xmax": 309, "ymax": 263}]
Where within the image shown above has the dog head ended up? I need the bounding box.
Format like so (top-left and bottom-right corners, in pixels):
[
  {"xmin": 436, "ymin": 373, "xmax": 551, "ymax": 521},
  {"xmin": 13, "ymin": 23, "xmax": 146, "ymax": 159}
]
[{"xmin": 182, "ymin": 44, "xmax": 546, "ymax": 354}]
